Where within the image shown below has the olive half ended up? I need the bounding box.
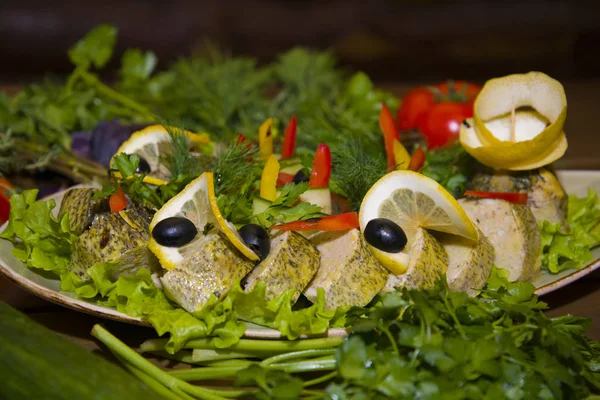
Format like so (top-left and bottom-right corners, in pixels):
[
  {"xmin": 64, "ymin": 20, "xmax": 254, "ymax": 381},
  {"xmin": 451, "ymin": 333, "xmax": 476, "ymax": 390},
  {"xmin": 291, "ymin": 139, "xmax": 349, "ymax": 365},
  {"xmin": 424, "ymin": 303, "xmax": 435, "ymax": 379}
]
[
  {"xmin": 135, "ymin": 156, "xmax": 152, "ymax": 174},
  {"xmin": 364, "ymin": 218, "xmax": 407, "ymax": 253},
  {"xmin": 293, "ymin": 170, "xmax": 309, "ymax": 184},
  {"xmin": 152, "ymin": 217, "xmax": 197, "ymax": 247},
  {"xmin": 238, "ymin": 224, "xmax": 271, "ymax": 260}
]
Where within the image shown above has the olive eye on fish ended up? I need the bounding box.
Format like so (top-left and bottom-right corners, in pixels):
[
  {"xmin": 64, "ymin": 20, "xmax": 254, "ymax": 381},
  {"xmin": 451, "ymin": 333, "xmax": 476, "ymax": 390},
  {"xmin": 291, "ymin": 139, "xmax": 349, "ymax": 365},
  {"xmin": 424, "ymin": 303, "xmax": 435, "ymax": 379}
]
[
  {"xmin": 293, "ymin": 170, "xmax": 309, "ymax": 184},
  {"xmin": 238, "ymin": 224, "xmax": 271, "ymax": 260},
  {"xmin": 364, "ymin": 218, "xmax": 407, "ymax": 253},
  {"xmin": 152, "ymin": 217, "xmax": 198, "ymax": 247},
  {"xmin": 132, "ymin": 156, "xmax": 152, "ymax": 174}
]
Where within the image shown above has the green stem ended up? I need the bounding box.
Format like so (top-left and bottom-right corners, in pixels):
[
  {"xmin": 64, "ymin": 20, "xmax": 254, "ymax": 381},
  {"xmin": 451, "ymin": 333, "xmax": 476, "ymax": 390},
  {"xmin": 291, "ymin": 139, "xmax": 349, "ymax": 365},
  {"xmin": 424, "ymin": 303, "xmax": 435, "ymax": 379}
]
[
  {"xmin": 116, "ymin": 356, "xmax": 185, "ymax": 400},
  {"xmin": 201, "ymin": 359, "xmax": 256, "ymax": 368},
  {"xmin": 192, "ymin": 348, "xmax": 275, "ymax": 363},
  {"xmin": 168, "ymin": 366, "xmax": 241, "ymax": 381},
  {"xmin": 260, "ymin": 349, "xmax": 336, "ymax": 366},
  {"xmin": 91, "ymin": 325, "xmax": 228, "ymax": 400},
  {"xmin": 184, "ymin": 337, "xmax": 344, "ymax": 353},
  {"xmin": 303, "ymin": 371, "xmax": 337, "ymax": 387},
  {"xmin": 266, "ymin": 358, "xmax": 336, "ymax": 373},
  {"xmin": 151, "ymin": 350, "xmax": 196, "ymax": 364},
  {"xmin": 80, "ymin": 70, "xmax": 156, "ymax": 121}
]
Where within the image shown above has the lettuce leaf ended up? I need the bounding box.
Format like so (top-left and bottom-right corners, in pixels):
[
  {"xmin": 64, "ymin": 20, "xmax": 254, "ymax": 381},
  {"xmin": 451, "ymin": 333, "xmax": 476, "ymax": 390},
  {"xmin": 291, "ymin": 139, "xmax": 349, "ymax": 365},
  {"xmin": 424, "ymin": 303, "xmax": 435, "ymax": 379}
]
[
  {"xmin": 0, "ymin": 190, "xmax": 78, "ymax": 278},
  {"xmin": 540, "ymin": 189, "xmax": 600, "ymax": 273},
  {"xmin": 0, "ymin": 189, "xmax": 343, "ymax": 353}
]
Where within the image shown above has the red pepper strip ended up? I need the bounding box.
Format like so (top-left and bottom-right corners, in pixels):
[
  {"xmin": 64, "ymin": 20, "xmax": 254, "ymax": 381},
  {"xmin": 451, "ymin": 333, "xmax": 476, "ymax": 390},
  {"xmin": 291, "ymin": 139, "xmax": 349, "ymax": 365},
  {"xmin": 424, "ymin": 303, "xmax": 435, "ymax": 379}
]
[
  {"xmin": 0, "ymin": 177, "xmax": 14, "ymax": 224},
  {"xmin": 408, "ymin": 146, "xmax": 426, "ymax": 171},
  {"xmin": 281, "ymin": 115, "xmax": 297, "ymax": 159},
  {"xmin": 379, "ymin": 102, "xmax": 399, "ymax": 169},
  {"xmin": 331, "ymin": 193, "xmax": 352, "ymax": 214},
  {"xmin": 109, "ymin": 187, "xmax": 128, "ymax": 213},
  {"xmin": 270, "ymin": 212, "xmax": 359, "ymax": 232},
  {"xmin": 464, "ymin": 190, "xmax": 528, "ymax": 205},
  {"xmin": 276, "ymin": 172, "xmax": 295, "ymax": 187},
  {"xmin": 236, "ymin": 133, "xmax": 247, "ymax": 144},
  {"xmin": 309, "ymin": 143, "xmax": 332, "ymax": 188}
]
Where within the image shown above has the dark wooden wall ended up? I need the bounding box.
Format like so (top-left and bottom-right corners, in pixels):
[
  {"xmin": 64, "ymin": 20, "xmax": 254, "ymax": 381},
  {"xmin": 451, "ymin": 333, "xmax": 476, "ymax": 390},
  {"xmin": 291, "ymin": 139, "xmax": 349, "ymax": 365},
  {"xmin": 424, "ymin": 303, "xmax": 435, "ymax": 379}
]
[{"xmin": 1, "ymin": 0, "xmax": 599, "ymax": 82}]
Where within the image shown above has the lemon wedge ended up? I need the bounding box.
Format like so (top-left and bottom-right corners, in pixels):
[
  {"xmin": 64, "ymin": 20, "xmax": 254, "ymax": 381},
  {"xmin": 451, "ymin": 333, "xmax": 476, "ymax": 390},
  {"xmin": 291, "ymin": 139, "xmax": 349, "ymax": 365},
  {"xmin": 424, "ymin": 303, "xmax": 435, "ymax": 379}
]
[
  {"xmin": 111, "ymin": 125, "xmax": 210, "ymax": 185},
  {"xmin": 148, "ymin": 172, "xmax": 259, "ymax": 269},
  {"xmin": 359, "ymin": 170, "xmax": 478, "ymax": 273}
]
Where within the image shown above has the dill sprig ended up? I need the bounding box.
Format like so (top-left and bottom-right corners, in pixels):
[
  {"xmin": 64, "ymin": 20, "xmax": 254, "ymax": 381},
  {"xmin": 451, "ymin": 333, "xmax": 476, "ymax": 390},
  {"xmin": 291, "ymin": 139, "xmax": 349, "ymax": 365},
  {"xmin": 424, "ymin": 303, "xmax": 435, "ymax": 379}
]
[
  {"xmin": 164, "ymin": 125, "xmax": 191, "ymax": 178},
  {"xmin": 212, "ymin": 141, "xmax": 261, "ymax": 196},
  {"xmin": 330, "ymin": 139, "xmax": 387, "ymax": 211}
]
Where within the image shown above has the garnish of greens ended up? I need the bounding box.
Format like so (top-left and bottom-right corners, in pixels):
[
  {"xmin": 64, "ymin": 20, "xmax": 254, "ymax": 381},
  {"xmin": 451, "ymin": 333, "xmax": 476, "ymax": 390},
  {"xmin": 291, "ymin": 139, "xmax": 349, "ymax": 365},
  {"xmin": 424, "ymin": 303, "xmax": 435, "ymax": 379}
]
[
  {"xmin": 0, "ymin": 24, "xmax": 398, "ymax": 181},
  {"xmin": 89, "ymin": 267, "xmax": 600, "ymax": 399}
]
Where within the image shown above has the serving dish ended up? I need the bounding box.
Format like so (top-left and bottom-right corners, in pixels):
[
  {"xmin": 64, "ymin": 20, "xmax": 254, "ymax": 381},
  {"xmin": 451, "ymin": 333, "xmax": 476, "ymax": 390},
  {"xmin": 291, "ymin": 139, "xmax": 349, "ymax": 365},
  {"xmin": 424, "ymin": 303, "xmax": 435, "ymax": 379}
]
[{"xmin": 1, "ymin": 169, "xmax": 599, "ymax": 338}]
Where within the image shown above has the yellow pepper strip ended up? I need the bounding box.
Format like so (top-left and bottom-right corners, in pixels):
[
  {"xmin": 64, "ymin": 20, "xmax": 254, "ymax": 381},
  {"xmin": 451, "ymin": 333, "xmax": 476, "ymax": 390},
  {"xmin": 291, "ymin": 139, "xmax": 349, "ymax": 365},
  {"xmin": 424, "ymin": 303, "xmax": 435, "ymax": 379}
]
[
  {"xmin": 259, "ymin": 118, "xmax": 274, "ymax": 160},
  {"xmin": 393, "ymin": 140, "xmax": 411, "ymax": 170},
  {"xmin": 260, "ymin": 154, "xmax": 280, "ymax": 201}
]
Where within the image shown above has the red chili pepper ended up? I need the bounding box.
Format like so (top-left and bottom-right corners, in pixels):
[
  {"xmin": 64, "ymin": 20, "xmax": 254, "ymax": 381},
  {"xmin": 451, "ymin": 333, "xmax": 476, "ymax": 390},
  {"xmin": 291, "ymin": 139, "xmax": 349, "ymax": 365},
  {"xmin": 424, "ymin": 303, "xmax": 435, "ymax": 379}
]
[
  {"xmin": 270, "ymin": 212, "xmax": 359, "ymax": 232},
  {"xmin": 408, "ymin": 146, "xmax": 426, "ymax": 171},
  {"xmin": 309, "ymin": 143, "xmax": 331, "ymax": 188},
  {"xmin": 379, "ymin": 102, "xmax": 399, "ymax": 169},
  {"xmin": 109, "ymin": 187, "xmax": 128, "ymax": 213},
  {"xmin": 281, "ymin": 115, "xmax": 297, "ymax": 159},
  {"xmin": 464, "ymin": 190, "xmax": 528, "ymax": 205},
  {"xmin": 276, "ymin": 172, "xmax": 295, "ymax": 187}
]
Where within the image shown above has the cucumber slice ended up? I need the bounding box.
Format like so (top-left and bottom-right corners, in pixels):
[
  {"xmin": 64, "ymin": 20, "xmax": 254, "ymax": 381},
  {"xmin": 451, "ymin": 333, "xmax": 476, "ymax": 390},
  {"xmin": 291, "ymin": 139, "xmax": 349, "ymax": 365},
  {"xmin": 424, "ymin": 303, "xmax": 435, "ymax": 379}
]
[
  {"xmin": 280, "ymin": 164, "xmax": 304, "ymax": 175},
  {"xmin": 300, "ymin": 188, "xmax": 332, "ymax": 215},
  {"xmin": 253, "ymin": 196, "xmax": 272, "ymax": 214}
]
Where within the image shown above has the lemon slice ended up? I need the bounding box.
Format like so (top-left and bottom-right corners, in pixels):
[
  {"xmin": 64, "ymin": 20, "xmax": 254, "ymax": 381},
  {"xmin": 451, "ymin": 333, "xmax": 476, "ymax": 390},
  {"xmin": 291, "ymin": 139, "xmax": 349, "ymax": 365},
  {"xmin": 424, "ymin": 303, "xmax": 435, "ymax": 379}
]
[
  {"xmin": 148, "ymin": 172, "xmax": 259, "ymax": 269},
  {"xmin": 359, "ymin": 170, "xmax": 478, "ymax": 273},
  {"xmin": 460, "ymin": 117, "xmax": 568, "ymax": 170},
  {"xmin": 111, "ymin": 125, "xmax": 210, "ymax": 185}
]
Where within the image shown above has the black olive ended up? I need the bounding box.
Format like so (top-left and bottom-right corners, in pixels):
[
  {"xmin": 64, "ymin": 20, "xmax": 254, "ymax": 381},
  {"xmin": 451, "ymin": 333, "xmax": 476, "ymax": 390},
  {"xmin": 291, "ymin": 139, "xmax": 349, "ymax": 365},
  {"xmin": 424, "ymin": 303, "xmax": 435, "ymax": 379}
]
[
  {"xmin": 238, "ymin": 224, "xmax": 271, "ymax": 260},
  {"xmin": 292, "ymin": 170, "xmax": 309, "ymax": 184},
  {"xmin": 364, "ymin": 218, "xmax": 407, "ymax": 253},
  {"xmin": 152, "ymin": 217, "xmax": 197, "ymax": 247},
  {"xmin": 135, "ymin": 156, "xmax": 152, "ymax": 174}
]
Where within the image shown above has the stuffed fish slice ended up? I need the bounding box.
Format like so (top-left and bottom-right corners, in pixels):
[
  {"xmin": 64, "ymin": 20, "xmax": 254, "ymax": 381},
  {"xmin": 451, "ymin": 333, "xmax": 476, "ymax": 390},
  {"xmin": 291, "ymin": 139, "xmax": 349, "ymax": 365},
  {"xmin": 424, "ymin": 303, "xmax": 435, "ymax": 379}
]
[
  {"xmin": 159, "ymin": 231, "xmax": 255, "ymax": 312},
  {"xmin": 381, "ymin": 227, "xmax": 448, "ymax": 293},
  {"xmin": 64, "ymin": 189, "xmax": 160, "ymax": 281},
  {"xmin": 243, "ymin": 231, "xmax": 320, "ymax": 301},
  {"xmin": 304, "ymin": 229, "xmax": 388, "ymax": 310},
  {"xmin": 459, "ymin": 197, "xmax": 542, "ymax": 281},
  {"xmin": 469, "ymin": 167, "xmax": 567, "ymax": 227}
]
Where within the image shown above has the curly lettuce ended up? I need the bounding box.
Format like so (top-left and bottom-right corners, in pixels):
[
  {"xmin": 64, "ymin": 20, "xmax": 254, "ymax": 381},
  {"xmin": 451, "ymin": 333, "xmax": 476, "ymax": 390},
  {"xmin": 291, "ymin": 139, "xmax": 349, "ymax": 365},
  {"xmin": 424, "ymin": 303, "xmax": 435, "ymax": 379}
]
[{"xmin": 539, "ymin": 189, "xmax": 600, "ymax": 273}]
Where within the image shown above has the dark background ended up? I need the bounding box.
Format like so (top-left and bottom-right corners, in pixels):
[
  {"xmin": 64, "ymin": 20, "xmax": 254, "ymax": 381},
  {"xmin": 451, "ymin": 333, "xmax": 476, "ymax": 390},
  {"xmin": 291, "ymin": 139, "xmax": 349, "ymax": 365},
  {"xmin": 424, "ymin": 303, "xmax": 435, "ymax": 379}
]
[{"xmin": 1, "ymin": 0, "xmax": 599, "ymax": 83}]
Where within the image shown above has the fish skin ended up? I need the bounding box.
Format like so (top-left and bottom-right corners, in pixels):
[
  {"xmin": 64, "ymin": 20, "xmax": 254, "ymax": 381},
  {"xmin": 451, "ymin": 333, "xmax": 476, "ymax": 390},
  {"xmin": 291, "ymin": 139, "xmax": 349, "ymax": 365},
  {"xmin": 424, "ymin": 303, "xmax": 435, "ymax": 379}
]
[
  {"xmin": 160, "ymin": 232, "xmax": 255, "ymax": 313},
  {"xmin": 70, "ymin": 203, "xmax": 159, "ymax": 280},
  {"xmin": 381, "ymin": 228, "xmax": 448, "ymax": 292},
  {"xmin": 244, "ymin": 231, "xmax": 320, "ymax": 301},
  {"xmin": 59, "ymin": 188, "xmax": 109, "ymax": 235},
  {"xmin": 305, "ymin": 229, "xmax": 389, "ymax": 310}
]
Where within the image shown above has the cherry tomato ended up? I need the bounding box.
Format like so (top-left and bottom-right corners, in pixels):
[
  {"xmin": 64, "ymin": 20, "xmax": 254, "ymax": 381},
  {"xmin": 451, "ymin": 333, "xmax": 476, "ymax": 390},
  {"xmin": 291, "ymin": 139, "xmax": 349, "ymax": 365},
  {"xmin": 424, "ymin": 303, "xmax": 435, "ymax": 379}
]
[
  {"xmin": 396, "ymin": 88, "xmax": 434, "ymax": 131},
  {"xmin": 420, "ymin": 102, "xmax": 471, "ymax": 148}
]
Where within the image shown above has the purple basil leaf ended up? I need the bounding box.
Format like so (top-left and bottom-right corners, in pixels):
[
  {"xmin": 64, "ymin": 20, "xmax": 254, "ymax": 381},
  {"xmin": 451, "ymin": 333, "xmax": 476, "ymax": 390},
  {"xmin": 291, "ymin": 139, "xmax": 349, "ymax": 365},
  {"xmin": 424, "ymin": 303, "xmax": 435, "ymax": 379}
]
[
  {"xmin": 70, "ymin": 131, "xmax": 92, "ymax": 158},
  {"xmin": 89, "ymin": 120, "xmax": 149, "ymax": 168}
]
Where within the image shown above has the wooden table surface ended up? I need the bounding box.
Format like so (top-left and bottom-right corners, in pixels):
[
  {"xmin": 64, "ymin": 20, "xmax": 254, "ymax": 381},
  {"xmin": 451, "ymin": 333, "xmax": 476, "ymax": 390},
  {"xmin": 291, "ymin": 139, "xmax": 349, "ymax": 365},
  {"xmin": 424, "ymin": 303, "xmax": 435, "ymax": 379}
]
[{"xmin": 1, "ymin": 80, "xmax": 600, "ymax": 353}]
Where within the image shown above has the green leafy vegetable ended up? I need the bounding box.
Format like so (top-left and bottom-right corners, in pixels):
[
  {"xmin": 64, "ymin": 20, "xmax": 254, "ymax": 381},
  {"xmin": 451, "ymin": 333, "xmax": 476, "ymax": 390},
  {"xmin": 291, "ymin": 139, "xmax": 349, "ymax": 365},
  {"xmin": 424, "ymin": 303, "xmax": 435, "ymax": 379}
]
[
  {"xmin": 333, "ymin": 269, "xmax": 600, "ymax": 399},
  {"xmin": 330, "ymin": 139, "xmax": 387, "ymax": 211},
  {"xmin": 68, "ymin": 24, "xmax": 117, "ymax": 69},
  {"xmin": 421, "ymin": 142, "xmax": 474, "ymax": 198},
  {"xmin": 539, "ymin": 189, "xmax": 600, "ymax": 273},
  {"xmin": 0, "ymin": 190, "xmax": 77, "ymax": 278}
]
